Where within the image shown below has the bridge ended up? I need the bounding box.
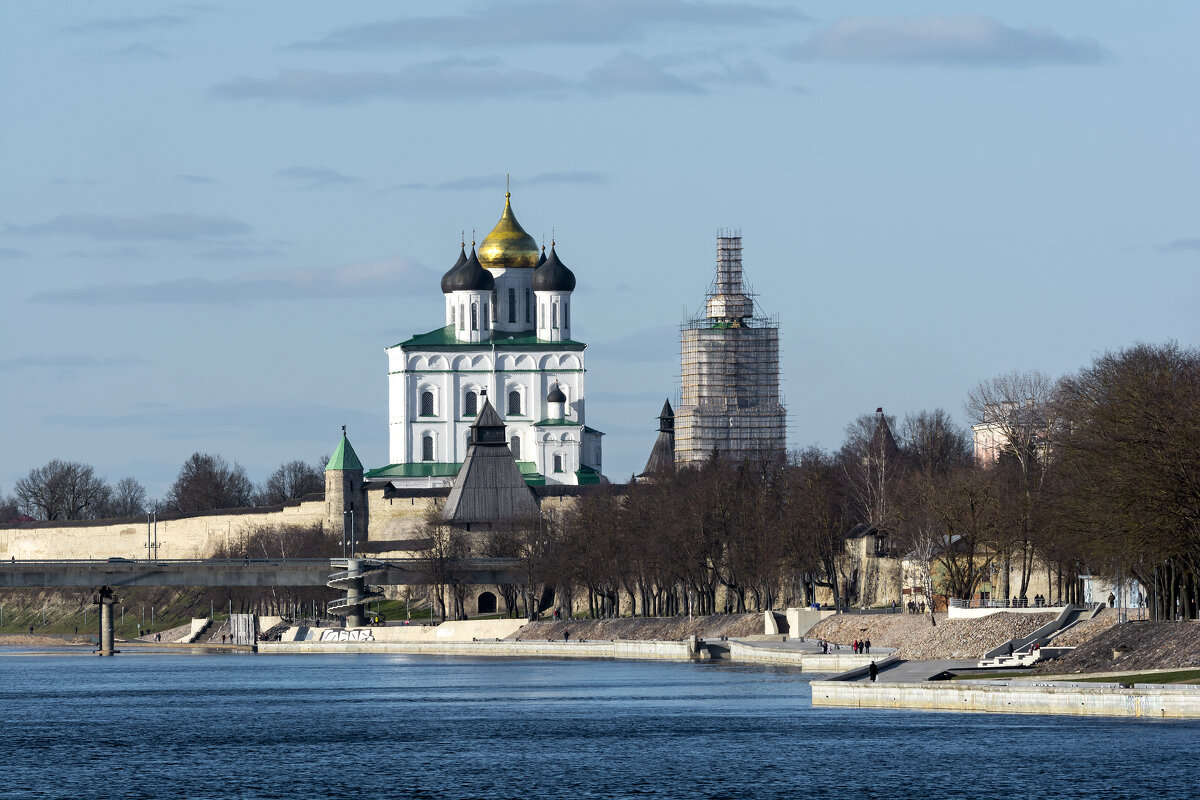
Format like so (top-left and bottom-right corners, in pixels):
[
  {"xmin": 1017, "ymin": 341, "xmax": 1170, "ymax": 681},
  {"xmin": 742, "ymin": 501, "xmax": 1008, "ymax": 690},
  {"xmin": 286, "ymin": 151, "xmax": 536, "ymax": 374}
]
[{"xmin": 0, "ymin": 557, "xmax": 526, "ymax": 588}]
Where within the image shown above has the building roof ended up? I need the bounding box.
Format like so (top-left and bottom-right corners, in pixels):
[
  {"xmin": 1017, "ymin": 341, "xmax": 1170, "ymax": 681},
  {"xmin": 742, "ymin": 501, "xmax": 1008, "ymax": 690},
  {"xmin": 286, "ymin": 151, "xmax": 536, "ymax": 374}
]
[
  {"xmin": 326, "ymin": 433, "xmax": 364, "ymax": 472},
  {"xmin": 478, "ymin": 193, "xmax": 540, "ymax": 270},
  {"xmin": 392, "ymin": 325, "xmax": 586, "ymax": 351},
  {"xmin": 639, "ymin": 399, "xmax": 675, "ymax": 477},
  {"xmin": 440, "ymin": 245, "xmax": 468, "ymax": 293},
  {"xmin": 531, "ymin": 245, "xmax": 577, "ymax": 292},
  {"xmin": 444, "ymin": 246, "xmax": 495, "ymax": 292},
  {"xmin": 442, "ymin": 398, "xmax": 541, "ymax": 525}
]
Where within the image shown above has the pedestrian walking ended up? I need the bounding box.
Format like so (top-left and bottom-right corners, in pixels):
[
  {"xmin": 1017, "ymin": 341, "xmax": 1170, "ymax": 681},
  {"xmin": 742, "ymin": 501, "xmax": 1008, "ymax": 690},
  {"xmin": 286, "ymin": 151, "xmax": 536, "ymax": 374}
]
[
  {"xmin": 563, "ymin": 629, "xmax": 570, "ymax": 642},
  {"xmin": 865, "ymin": 639, "xmax": 871, "ymax": 654},
  {"xmin": 869, "ymin": 661, "xmax": 878, "ymax": 682}
]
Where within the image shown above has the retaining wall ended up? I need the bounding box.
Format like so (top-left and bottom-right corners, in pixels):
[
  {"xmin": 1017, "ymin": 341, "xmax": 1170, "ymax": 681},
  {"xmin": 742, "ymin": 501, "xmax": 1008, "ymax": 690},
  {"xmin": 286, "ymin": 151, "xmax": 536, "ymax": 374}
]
[
  {"xmin": 810, "ymin": 680, "xmax": 1200, "ymax": 719},
  {"xmin": 259, "ymin": 638, "xmax": 699, "ymax": 659},
  {"xmin": 726, "ymin": 642, "xmax": 878, "ymax": 672}
]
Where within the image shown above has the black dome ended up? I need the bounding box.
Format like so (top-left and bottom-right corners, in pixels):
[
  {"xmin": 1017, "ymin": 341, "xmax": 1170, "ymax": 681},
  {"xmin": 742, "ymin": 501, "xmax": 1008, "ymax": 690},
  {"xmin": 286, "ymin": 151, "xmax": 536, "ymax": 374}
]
[
  {"xmin": 531, "ymin": 246, "xmax": 576, "ymax": 292},
  {"xmin": 547, "ymin": 384, "xmax": 566, "ymax": 403},
  {"xmin": 536, "ymin": 246, "xmax": 546, "ymax": 267},
  {"xmin": 440, "ymin": 245, "xmax": 468, "ymax": 294},
  {"xmin": 445, "ymin": 247, "xmax": 495, "ymax": 292}
]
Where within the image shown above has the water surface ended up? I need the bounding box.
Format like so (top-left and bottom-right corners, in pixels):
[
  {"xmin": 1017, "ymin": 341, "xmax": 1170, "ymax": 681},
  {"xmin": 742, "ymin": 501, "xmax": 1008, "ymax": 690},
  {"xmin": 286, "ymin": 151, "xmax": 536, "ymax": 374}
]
[{"xmin": 1, "ymin": 653, "xmax": 1195, "ymax": 799}]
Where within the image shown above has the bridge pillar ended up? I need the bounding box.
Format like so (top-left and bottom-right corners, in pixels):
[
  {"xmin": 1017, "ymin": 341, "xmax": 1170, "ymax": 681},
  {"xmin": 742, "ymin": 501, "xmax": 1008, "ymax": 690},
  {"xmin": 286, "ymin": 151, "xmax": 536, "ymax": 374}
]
[
  {"xmin": 94, "ymin": 587, "xmax": 118, "ymax": 656},
  {"xmin": 344, "ymin": 559, "xmax": 365, "ymax": 629}
]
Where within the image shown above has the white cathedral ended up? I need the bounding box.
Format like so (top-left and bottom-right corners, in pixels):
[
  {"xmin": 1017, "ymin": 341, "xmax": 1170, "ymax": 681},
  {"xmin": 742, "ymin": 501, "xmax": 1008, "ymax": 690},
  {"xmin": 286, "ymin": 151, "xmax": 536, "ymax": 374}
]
[{"xmin": 371, "ymin": 193, "xmax": 604, "ymax": 488}]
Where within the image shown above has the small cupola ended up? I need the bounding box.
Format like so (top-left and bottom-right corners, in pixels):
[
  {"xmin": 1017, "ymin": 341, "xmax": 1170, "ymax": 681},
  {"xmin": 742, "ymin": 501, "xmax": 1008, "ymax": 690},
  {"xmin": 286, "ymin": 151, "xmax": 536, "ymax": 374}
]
[
  {"xmin": 531, "ymin": 245, "xmax": 576, "ymax": 292},
  {"xmin": 440, "ymin": 244, "xmax": 468, "ymax": 294},
  {"xmin": 446, "ymin": 246, "xmax": 495, "ymax": 292},
  {"xmin": 547, "ymin": 383, "xmax": 566, "ymax": 420}
]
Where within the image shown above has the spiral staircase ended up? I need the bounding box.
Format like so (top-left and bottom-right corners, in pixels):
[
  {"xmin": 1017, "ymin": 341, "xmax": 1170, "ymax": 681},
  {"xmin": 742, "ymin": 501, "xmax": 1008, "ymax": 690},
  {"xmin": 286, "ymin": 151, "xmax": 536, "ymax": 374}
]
[{"xmin": 327, "ymin": 558, "xmax": 387, "ymax": 628}]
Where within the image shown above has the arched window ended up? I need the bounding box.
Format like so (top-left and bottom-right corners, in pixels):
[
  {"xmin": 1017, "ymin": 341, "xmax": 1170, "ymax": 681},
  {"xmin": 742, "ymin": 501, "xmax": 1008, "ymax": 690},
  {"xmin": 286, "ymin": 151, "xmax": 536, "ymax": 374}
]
[
  {"xmin": 471, "ymin": 303, "xmax": 478, "ymax": 331},
  {"xmin": 508, "ymin": 288, "xmax": 517, "ymax": 323},
  {"xmin": 420, "ymin": 390, "xmax": 435, "ymax": 416},
  {"xmin": 459, "ymin": 304, "xmax": 465, "ymax": 331},
  {"xmin": 507, "ymin": 389, "xmax": 521, "ymax": 416},
  {"xmin": 552, "ymin": 303, "xmax": 559, "ymax": 329},
  {"xmin": 510, "ymin": 435, "xmax": 521, "ymax": 458},
  {"xmin": 464, "ymin": 391, "xmax": 478, "ymax": 417},
  {"xmin": 553, "ymin": 454, "xmax": 563, "ymax": 473},
  {"xmin": 450, "ymin": 305, "xmax": 455, "ymax": 327},
  {"xmin": 422, "ymin": 435, "xmax": 434, "ymax": 462},
  {"xmin": 564, "ymin": 302, "xmax": 569, "ymax": 329},
  {"xmin": 525, "ymin": 290, "xmax": 531, "ymax": 323},
  {"xmin": 540, "ymin": 304, "xmax": 545, "ymax": 328}
]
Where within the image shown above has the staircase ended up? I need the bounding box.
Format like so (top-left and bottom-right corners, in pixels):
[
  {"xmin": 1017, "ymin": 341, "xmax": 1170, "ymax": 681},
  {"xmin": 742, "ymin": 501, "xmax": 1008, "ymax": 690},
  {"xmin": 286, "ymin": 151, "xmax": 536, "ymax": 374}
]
[{"xmin": 327, "ymin": 558, "xmax": 387, "ymax": 626}]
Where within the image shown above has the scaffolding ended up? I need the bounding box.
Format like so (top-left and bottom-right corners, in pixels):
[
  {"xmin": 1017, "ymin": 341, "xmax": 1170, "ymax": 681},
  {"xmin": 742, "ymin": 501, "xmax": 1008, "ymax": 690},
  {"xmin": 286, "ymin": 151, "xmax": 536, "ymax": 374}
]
[{"xmin": 676, "ymin": 234, "xmax": 786, "ymax": 466}]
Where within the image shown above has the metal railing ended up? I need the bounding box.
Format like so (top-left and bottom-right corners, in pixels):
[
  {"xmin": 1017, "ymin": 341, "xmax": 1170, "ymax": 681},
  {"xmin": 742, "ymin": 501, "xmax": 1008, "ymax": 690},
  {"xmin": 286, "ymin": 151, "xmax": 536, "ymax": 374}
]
[{"xmin": 948, "ymin": 598, "xmax": 1063, "ymax": 609}]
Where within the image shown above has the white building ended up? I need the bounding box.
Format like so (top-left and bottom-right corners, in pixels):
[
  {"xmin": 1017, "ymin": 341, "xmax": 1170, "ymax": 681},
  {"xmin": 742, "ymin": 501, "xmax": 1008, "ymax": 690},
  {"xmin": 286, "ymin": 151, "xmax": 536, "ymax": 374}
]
[{"xmin": 375, "ymin": 193, "xmax": 604, "ymax": 488}]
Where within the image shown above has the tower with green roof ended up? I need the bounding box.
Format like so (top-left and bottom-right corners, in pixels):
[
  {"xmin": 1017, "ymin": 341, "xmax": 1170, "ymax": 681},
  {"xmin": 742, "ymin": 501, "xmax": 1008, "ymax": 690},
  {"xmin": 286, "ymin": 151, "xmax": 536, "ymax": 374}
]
[{"xmin": 325, "ymin": 427, "xmax": 366, "ymax": 545}]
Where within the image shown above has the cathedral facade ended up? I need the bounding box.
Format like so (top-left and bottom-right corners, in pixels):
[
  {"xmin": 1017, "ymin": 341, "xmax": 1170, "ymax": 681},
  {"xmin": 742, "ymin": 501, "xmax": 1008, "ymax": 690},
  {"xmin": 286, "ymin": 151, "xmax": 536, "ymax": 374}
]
[{"xmin": 375, "ymin": 193, "xmax": 603, "ymax": 487}]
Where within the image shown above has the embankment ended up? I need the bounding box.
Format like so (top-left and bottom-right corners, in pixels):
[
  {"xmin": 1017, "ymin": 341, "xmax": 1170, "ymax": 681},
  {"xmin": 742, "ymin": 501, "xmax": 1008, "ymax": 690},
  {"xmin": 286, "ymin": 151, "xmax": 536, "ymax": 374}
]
[
  {"xmin": 1031, "ymin": 621, "xmax": 1200, "ymax": 674},
  {"xmin": 808, "ymin": 612, "xmax": 1057, "ymax": 659},
  {"xmin": 512, "ymin": 614, "xmax": 763, "ymax": 641}
]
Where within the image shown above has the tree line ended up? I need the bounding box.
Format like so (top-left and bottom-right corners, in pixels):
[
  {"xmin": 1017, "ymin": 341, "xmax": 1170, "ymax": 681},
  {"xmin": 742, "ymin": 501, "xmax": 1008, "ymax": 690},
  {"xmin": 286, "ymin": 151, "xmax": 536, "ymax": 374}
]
[
  {"xmin": 423, "ymin": 341, "xmax": 1199, "ymax": 622},
  {"xmin": 2, "ymin": 453, "xmax": 327, "ymax": 522}
]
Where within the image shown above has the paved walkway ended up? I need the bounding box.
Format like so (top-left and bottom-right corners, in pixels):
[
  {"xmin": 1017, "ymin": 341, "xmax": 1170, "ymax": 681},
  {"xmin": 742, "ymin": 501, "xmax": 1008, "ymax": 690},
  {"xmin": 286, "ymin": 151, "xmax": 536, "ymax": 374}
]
[
  {"xmin": 732, "ymin": 638, "xmax": 896, "ymax": 656},
  {"xmin": 847, "ymin": 658, "xmax": 976, "ymax": 682}
]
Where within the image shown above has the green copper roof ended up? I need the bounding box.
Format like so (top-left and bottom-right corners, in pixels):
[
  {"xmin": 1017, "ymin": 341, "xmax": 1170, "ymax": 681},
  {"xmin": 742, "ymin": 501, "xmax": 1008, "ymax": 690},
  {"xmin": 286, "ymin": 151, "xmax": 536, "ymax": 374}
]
[
  {"xmin": 575, "ymin": 465, "xmax": 603, "ymax": 485},
  {"xmin": 326, "ymin": 435, "xmax": 364, "ymax": 472},
  {"xmin": 391, "ymin": 325, "xmax": 586, "ymax": 352},
  {"xmin": 365, "ymin": 460, "xmax": 545, "ymax": 483}
]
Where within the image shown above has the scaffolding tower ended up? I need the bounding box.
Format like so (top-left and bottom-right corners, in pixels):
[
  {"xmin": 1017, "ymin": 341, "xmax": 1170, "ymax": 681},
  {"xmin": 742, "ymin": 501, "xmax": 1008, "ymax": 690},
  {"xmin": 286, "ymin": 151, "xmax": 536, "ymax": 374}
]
[{"xmin": 676, "ymin": 234, "xmax": 786, "ymax": 466}]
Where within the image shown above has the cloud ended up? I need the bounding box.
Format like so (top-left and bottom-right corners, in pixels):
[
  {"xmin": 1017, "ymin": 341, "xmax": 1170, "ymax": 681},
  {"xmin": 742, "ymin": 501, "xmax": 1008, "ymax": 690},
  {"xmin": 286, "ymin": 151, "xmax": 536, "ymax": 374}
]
[
  {"xmin": 288, "ymin": 0, "xmax": 801, "ymax": 50},
  {"xmin": 585, "ymin": 52, "xmax": 705, "ymax": 94},
  {"xmin": 63, "ymin": 246, "xmax": 149, "ymax": 259},
  {"xmin": 0, "ymin": 247, "xmax": 29, "ymax": 258},
  {"xmin": 7, "ymin": 213, "xmax": 251, "ymax": 241},
  {"xmin": 30, "ymin": 258, "xmax": 434, "ymax": 305},
  {"xmin": 63, "ymin": 15, "xmax": 187, "ymax": 34},
  {"xmin": 212, "ymin": 58, "xmax": 566, "ymax": 105},
  {"xmin": 0, "ymin": 355, "xmax": 147, "ymax": 371},
  {"xmin": 1157, "ymin": 238, "xmax": 1200, "ymax": 253},
  {"xmin": 275, "ymin": 166, "xmax": 361, "ymax": 189},
  {"xmin": 194, "ymin": 245, "xmax": 284, "ymax": 260},
  {"xmin": 178, "ymin": 174, "xmax": 216, "ymax": 184},
  {"xmin": 112, "ymin": 42, "xmax": 171, "ymax": 60},
  {"xmin": 786, "ymin": 15, "xmax": 1114, "ymax": 67}
]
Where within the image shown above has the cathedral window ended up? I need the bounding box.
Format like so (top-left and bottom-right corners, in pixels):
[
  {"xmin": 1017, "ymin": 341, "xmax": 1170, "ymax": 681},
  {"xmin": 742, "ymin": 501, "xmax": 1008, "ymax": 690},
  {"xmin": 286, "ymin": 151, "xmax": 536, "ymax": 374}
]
[
  {"xmin": 459, "ymin": 304, "xmax": 465, "ymax": 331},
  {"xmin": 553, "ymin": 454, "xmax": 563, "ymax": 473},
  {"xmin": 540, "ymin": 304, "xmax": 545, "ymax": 328},
  {"xmin": 564, "ymin": 302, "xmax": 569, "ymax": 330},
  {"xmin": 464, "ymin": 391, "xmax": 478, "ymax": 417},
  {"xmin": 450, "ymin": 305, "xmax": 455, "ymax": 327},
  {"xmin": 525, "ymin": 290, "xmax": 531, "ymax": 324},
  {"xmin": 422, "ymin": 435, "xmax": 434, "ymax": 462},
  {"xmin": 508, "ymin": 288, "xmax": 517, "ymax": 323},
  {"xmin": 510, "ymin": 435, "xmax": 520, "ymax": 458},
  {"xmin": 471, "ymin": 303, "xmax": 478, "ymax": 331},
  {"xmin": 552, "ymin": 303, "xmax": 559, "ymax": 329},
  {"xmin": 507, "ymin": 390, "xmax": 522, "ymax": 416},
  {"xmin": 420, "ymin": 391, "xmax": 435, "ymax": 417}
]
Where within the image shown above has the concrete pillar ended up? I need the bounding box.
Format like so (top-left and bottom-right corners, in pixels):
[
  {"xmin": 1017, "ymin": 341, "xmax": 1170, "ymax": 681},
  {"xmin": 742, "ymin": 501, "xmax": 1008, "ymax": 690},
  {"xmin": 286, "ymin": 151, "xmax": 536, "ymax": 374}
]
[
  {"xmin": 345, "ymin": 559, "xmax": 365, "ymax": 629},
  {"xmin": 95, "ymin": 587, "xmax": 118, "ymax": 656}
]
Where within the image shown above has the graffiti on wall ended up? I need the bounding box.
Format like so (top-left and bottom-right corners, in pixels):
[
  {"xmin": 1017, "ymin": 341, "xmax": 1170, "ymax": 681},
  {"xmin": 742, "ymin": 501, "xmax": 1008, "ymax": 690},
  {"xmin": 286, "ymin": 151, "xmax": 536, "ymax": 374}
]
[{"xmin": 319, "ymin": 629, "xmax": 375, "ymax": 642}]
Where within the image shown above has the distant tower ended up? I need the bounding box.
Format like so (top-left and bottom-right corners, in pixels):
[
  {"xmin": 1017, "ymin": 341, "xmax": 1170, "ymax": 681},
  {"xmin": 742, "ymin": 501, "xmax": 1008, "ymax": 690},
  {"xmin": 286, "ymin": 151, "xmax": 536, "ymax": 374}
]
[
  {"xmin": 637, "ymin": 399, "xmax": 676, "ymax": 480},
  {"xmin": 325, "ymin": 428, "xmax": 366, "ymax": 544},
  {"xmin": 675, "ymin": 234, "xmax": 785, "ymax": 465}
]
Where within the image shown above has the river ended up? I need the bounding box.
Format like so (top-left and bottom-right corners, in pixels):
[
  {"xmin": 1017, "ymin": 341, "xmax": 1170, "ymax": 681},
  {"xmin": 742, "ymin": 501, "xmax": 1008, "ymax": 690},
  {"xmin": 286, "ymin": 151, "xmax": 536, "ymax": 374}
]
[{"xmin": 1, "ymin": 652, "xmax": 1196, "ymax": 799}]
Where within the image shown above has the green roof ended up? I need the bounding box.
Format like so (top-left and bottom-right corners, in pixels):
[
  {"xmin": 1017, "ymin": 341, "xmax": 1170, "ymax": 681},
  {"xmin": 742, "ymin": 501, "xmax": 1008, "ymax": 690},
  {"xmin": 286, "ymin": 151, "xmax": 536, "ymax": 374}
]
[
  {"xmin": 366, "ymin": 460, "xmax": 546, "ymax": 483},
  {"xmin": 326, "ymin": 435, "xmax": 364, "ymax": 472},
  {"xmin": 583, "ymin": 426, "xmax": 605, "ymax": 436},
  {"xmin": 575, "ymin": 465, "xmax": 604, "ymax": 485},
  {"xmin": 391, "ymin": 325, "xmax": 586, "ymax": 351}
]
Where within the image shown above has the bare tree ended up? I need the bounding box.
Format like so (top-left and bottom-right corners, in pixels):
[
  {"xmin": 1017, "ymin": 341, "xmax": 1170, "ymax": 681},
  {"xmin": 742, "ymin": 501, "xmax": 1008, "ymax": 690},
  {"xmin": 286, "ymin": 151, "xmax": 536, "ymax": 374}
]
[
  {"xmin": 14, "ymin": 460, "xmax": 110, "ymax": 520},
  {"xmin": 165, "ymin": 453, "xmax": 254, "ymax": 513},
  {"xmin": 966, "ymin": 370, "xmax": 1061, "ymax": 599},
  {"xmin": 258, "ymin": 459, "xmax": 323, "ymax": 505},
  {"xmin": 101, "ymin": 476, "xmax": 149, "ymax": 518},
  {"xmin": 840, "ymin": 410, "xmax": 904, "ymax": 531}
]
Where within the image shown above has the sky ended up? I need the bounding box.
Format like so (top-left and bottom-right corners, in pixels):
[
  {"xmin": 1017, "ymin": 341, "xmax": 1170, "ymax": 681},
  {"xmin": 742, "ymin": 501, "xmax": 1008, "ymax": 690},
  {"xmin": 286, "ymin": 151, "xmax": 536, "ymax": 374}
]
[{"xmin": 1, "ymin": 1, "xmax": 1197, "ymax": 501}]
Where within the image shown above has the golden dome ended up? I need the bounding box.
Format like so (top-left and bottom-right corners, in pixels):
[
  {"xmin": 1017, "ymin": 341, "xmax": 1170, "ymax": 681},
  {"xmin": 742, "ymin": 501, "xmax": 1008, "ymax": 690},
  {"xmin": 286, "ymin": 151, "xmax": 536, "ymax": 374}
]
[{"xmin": 478, "ymin": 193, "xmax": 540, "ymax": 270}]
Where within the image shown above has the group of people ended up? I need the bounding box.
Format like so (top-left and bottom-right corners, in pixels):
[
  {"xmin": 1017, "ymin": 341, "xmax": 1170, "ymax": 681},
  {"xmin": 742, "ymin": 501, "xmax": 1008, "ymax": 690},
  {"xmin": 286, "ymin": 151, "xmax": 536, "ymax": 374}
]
[
  {"xmin": 852, "ymin": 638, "xmax": 871, "ymax": 654},
  {"xmin": 906, "ymin": 600, "xmax": 927, "ymax": 614}
]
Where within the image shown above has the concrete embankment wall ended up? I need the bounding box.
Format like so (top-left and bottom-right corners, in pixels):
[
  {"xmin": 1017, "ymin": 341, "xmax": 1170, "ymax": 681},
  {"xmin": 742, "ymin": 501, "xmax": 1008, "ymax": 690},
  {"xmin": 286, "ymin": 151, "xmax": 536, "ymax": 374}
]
[
  {"xmin": 726, "ymin": 642, "xmax": 877, "ymax": 671},
  {"xmin": 810, "ymin": 680, "xmax": 1200, "ymax": 719},
  {"xmin": 281, "ymin": 618, "xmax": 527, "ymax": 643},
  {"xmin": 260, "ymin": 638, "xmax": 700, "ymax": 659}
]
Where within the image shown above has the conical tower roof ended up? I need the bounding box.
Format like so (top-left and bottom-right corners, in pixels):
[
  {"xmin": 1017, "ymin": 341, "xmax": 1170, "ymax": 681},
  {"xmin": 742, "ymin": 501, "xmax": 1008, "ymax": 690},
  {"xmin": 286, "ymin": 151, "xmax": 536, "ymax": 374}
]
[
  {"xmin": 326, "ymin": 432, "xmax": 364, "ymax": 472},
  {"xmin": 443, "ymin": 398, "xmax": 539, "ymax": 525}
]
